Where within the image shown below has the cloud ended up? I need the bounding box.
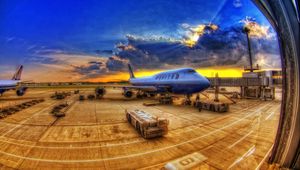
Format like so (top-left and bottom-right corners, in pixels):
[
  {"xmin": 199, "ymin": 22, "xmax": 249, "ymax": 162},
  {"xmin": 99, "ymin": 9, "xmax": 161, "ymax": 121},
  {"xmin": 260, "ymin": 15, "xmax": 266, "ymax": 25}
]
[
  {"xmin": 13, "ymin": 19, "xmax": 281, "ymax": 82},
  {"xmin": 34, "ymin": 49, "xmax": 66, "ymax": 55},
  {"xmin": 95, "ymin": 49, "xmax": 114, "ymax": 56},
  {"xmin": 240, "ymin": 17, "xmax": 274, "ymax": 39},
  {"xmin": 115, "ymin": 20, "xmax": 281, "ymax": 70},
  {"xmin": 106, "ymin": 56, "xmax": 129, "ymax": 71},
  {"xmin": 179, "ymin": 23, "xmax": 218, "ymax": 47},
  {"xmin": 21, "ymin": 53, "xmax": 108, "ymax": 81},
  {"xmin": 6, "ymin": 37, "xmax": 16, "ymax": 43},
  {"xmin": 69, "ymin": 55, "xmax": 129, "ymax": 79},
  {"xmin": 233, "ymin": 0, "xmax": 242, "ymax": 8},
  {"xmin": 73, "ymin": 61, "xmax": 108, "ymax": 79},
  {"xmin": 25, "ymin": 56, "xmax": 61, "ymax": 65}
]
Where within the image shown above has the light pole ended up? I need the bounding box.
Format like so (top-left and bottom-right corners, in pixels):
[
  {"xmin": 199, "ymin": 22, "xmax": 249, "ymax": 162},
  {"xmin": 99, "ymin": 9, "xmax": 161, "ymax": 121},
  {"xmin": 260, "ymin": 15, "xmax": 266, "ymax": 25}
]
[{"xmin": 243, "ymin": 26, "xmax": 254, "ymax": 72}]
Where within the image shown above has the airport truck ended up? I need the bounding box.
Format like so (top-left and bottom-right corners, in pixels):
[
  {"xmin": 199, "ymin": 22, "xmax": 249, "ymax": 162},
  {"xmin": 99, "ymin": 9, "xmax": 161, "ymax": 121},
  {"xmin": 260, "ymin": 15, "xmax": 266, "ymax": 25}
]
[{"xmin": 125, "ymin": 109, "xmax": 169, "ymax": 139}]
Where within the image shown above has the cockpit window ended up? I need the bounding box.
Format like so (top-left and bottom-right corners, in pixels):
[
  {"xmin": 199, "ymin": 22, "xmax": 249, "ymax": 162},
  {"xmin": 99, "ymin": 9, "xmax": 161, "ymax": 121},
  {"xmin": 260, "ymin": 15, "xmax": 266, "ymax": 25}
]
[{"xmin": 187, "ymin": 69, "xmax": 196, "ymax": 73}]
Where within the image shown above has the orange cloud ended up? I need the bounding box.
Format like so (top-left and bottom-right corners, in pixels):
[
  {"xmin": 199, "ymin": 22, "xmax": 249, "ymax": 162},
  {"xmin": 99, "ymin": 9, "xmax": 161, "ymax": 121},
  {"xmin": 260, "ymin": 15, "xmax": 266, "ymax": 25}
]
[{"xmin": 241, "ymin": 17, "xmax": 273, "ymax": 39}]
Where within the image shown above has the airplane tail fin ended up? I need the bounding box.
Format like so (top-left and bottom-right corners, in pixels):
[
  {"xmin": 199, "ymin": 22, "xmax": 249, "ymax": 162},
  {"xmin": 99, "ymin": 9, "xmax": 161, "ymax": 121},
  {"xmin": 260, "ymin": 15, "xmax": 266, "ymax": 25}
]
[
  {"xmin": 128, "ymin": 64, "xmax": 135, "ymax": 79},
  {"xmin": 12, "ymin": 65, "xmax": 23, "ymax": 80}
]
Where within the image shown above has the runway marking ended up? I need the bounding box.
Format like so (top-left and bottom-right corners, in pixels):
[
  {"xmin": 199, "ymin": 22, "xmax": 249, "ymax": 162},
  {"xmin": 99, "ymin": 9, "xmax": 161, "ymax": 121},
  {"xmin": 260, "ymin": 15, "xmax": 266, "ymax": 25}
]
[
  {"xmin": 228, "ymin": 130, "xmax": 254, "ymax": 149},
  {"xmin": 228, "ymin": 145, "xmax": 256, "ymax": 169},
  {"xmin": 0, "ymin": 102, "xmax": 273, "ymax": 162},
  {"xmin": 265, "ymin": 111, "xmax": 275, "ymax": 120},
  {"xmin": 255, "ymin": 144, "xmax": 274, "ymax": 170},
  {"xmin": 265, "ymin": 104, "xmax": 280, "ymax": 120}
]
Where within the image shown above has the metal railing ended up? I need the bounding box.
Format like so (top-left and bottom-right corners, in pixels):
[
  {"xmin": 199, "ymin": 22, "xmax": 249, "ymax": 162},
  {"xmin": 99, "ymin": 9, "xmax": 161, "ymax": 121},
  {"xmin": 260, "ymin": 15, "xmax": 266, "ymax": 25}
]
[{"xmin": 207, "ymin": 77, "xmax": 282, "ymax": 87}]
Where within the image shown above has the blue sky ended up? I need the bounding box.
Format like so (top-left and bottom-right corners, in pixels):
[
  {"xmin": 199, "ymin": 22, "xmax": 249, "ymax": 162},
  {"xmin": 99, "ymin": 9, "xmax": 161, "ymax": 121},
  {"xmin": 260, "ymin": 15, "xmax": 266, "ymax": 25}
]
[{"xmin": 0, "ymin": 0, "xmax": 281, "ymax": 81}]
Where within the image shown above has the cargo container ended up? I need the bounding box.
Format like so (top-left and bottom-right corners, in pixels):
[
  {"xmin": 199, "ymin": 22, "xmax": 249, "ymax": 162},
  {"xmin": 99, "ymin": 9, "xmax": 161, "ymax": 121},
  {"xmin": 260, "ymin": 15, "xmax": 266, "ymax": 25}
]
[{"xmin": 194, "ymin": 101, "xmax": 229, "ymax": 112}]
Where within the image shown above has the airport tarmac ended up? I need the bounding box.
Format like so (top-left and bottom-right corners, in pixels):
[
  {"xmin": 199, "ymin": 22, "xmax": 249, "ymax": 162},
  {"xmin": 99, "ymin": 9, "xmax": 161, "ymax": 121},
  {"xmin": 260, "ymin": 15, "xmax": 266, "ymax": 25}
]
[{"xmin": 0, "ymin": 87, "xmax": 281, "ymax": 169}]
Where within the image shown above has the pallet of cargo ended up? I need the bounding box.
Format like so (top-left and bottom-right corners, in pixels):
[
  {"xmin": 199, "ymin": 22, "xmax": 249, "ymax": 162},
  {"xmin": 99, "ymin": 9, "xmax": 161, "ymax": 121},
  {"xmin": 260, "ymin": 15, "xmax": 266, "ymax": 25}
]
[
  {"xmin": 194, "ymin": 101, "xmax": 229, "ymax": 113},
  {"xmin": 125, "ymin": 109, "xmax": 169, "ymax": 139},
  {"xmin": 51, "ymin": 91, "xmax": 71, "ymax": 100},
  {"xmin": 51, "ymin": 103, "xmax": 69, "ymax": 117},
  {"xmin": 0, "ymin": 99, "xmax": 44, "ymax": 119}
]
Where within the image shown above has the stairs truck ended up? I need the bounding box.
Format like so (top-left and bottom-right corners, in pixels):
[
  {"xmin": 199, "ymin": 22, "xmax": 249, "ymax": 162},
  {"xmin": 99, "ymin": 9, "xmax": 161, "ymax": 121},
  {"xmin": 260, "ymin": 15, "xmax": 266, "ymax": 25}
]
[{"xmin": 125, "ymin": 109, "xmax": 169, "ymax": 139}]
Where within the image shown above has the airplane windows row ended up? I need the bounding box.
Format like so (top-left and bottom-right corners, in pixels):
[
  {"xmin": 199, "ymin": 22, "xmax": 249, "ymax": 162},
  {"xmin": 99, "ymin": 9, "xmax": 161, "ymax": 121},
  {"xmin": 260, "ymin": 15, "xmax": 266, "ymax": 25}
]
[{"xmin": 155, "ymin": 73, "xmax": 179, "ymax": 80}]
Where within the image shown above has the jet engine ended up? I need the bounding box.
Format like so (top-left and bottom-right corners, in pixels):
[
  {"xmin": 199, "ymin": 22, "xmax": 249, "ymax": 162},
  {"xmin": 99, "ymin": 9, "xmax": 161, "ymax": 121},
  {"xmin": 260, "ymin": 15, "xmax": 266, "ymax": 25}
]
[
  {"xmin": 123, "ymin": 90, "xmax": 133, "ymax": 98},
  {"xmin": 95, "ymin": 87, "xmax": 106, "ymax": 97},
  {"xmin": 16, "ymin": 87, "xmax": 28, "ymax": 96}
]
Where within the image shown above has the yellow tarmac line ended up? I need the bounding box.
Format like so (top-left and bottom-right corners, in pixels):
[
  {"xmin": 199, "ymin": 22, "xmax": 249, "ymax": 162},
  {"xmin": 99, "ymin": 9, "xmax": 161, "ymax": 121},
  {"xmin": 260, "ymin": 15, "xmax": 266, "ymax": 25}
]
[
  {"xmin": 265, "ymin": 104, "xmax": 280, "ymax": 120},
  {"xmin": 228, "ymin": 145, "xmax": 256, "ymax": 169},
  {"xmin": 265, "ymin": 111, "xmax": 275, "ymax": 120},
  {"xmin": 255, "ymin": 144, "xmax": 274, "ymax": 170},
  {"xmin": 228, "ymin": 130, "xmax": 254, "ymax": 149}
]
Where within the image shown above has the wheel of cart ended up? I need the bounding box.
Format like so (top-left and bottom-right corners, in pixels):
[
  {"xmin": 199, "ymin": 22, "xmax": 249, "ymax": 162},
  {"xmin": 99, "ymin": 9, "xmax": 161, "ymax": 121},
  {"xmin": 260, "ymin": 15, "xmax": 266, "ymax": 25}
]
[
  {"xmin": 126, "ymin": 113, "xmax": 131, "ymax": 122},
  {"xmin": 136, "ymin": 122, "xmax": 141, "ymax": 134}
]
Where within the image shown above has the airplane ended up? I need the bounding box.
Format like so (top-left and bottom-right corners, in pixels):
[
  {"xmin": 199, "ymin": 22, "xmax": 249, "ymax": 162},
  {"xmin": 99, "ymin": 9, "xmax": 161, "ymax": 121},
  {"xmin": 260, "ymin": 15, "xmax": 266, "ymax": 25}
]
[
  {"xmin": 97, "ymin": 64, "xmax": 211, "ymax": 104},
  {"xmin": 0, "ymin": 65, "xmax": 28, "ymax": 96}
]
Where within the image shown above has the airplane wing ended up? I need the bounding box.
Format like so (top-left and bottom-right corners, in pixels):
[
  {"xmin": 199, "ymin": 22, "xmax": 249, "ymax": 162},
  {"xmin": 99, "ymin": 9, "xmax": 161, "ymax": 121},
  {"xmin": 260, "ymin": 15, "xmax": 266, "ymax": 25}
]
[{"xmin": 20, "ymin": 80, "xmax": 34, "ymax": 83}]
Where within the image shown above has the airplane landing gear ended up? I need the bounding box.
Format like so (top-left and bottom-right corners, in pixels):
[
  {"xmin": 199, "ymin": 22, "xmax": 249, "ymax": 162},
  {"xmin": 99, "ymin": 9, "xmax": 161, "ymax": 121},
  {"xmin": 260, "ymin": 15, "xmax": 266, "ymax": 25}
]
[
  {"xmin": 194, "ymin": 94, "xmax": 202, "ymax": 111},
  {"xmin": 136, "ymin": 91, "xmax": 143, "ymax": 99},
  {"xmin": 149, "ymin": 93, "xmax": 156, "ymax": 97},
  {"xmin": 136, "ymin": 91, "xmax": 148, "ymax": 99},
  {"xmin": 183, "ymin": 94, "xmax": 192, "ymax": 105},
  {"xmin": 159, "ymin": 93, "xmax": 173, "ymax": 104}
]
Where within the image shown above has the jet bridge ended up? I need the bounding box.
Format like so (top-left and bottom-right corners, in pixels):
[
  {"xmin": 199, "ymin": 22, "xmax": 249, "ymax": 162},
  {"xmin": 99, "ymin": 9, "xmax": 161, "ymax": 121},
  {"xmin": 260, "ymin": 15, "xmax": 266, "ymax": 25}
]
[{"xmin": 207, "ymin": 70, "xmax": 282, "ymax": 100}]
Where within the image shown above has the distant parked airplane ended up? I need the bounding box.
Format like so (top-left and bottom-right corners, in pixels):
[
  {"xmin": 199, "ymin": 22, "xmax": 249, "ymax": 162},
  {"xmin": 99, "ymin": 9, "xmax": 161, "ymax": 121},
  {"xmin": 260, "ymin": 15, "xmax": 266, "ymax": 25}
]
[
  {"xmin": 0, "ymin": 65, "xmax": 28, "ymax": 96},
  {"xmin": 98, "ymin": 64, "xmax": 211, "ymax": 103}
]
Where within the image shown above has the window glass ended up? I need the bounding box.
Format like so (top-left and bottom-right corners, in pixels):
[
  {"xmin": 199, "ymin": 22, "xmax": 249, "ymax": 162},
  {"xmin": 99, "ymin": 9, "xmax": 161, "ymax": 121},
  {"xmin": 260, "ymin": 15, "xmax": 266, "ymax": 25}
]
[{"xmin": 0, "ymin": 0, "xmax": 282, "ymax": 169}]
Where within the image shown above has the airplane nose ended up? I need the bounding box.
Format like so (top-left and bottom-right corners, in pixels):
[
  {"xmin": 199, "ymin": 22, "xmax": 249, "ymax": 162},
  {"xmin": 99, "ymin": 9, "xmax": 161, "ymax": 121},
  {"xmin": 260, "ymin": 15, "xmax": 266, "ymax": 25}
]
[{"xmin": 204, "ymin": 77, "xmax": 211, "ymax": 88}]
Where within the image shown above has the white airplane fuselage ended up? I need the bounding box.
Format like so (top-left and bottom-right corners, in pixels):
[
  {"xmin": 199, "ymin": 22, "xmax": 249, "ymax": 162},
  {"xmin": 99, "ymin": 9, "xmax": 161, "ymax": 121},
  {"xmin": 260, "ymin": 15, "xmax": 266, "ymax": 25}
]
[
  {"xmin": 0, "ymin": 80, "xmax": 20, "ymax": 95},
  {"xmin": 129, "ymin": 68, "xmax": 210, "ymax": 95},
  {"xmin": 0, "ymin": 65, "xmax": 25, "ymax": 96}
]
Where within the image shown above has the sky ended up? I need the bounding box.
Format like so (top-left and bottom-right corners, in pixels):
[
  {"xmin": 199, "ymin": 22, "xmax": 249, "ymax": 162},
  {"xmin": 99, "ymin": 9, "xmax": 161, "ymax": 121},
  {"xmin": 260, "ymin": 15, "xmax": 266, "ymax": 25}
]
[{"xmin": 0, "ymin": 0, "xmax": 281, "ymax": 82}]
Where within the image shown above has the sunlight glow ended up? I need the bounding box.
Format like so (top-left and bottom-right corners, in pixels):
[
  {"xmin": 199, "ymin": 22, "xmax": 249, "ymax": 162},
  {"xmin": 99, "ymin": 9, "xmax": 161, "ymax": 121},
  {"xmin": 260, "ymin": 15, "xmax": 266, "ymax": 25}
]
[
  {"xmin": 241, "ymin": 17, "xmax": 271, "ymax": 39},
  {"xmin": 182, "ymin": 24, "xmax": 218, "ymax": 47}
]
